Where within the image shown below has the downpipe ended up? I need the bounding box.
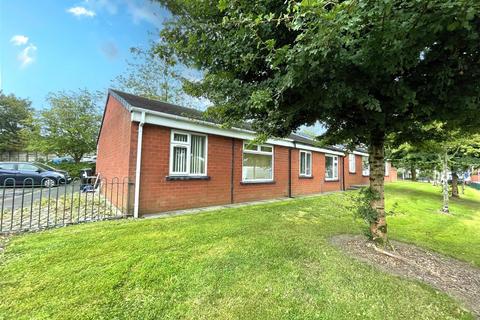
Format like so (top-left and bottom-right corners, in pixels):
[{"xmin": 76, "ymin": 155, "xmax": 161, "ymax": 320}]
[{"xmin": 133, "ymin": 112, "xmax": 145, "ymax": 219}]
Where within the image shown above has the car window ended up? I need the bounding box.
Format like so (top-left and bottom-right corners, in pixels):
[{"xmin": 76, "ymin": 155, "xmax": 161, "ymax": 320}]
[
  {"xmin": 0, "ymin": 163, "xmax": 16, "ymax": 170},
  {"xmin": 17, "ymin": 164, "xmax": 39, "ymax": 172}
]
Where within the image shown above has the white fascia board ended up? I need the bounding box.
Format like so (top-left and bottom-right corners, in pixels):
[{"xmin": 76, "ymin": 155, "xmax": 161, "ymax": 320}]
[
  {"xmin": 131, "ymin": 109, "xmax": 293, "ymax": 147},
  {"xmin": 131, "ymin": 108, "xmax": 346, "ymax": 155},
  {"xmin": 353, "ymin": 151, "xmax": 369, "ymax": 157},
  {"xmin": 295, "ymin": 143, "xmax": 344, "ymax": 156}
]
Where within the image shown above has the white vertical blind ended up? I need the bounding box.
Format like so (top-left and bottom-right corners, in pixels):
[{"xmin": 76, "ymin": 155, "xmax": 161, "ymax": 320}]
[
  {"xmin": 173, "ymin": 146, "xmax": 187, "ymax": 173},
  {"xmin": 190, "ymin": 135, "xmax": 206, "ymax": 174},
  {"xmin": 349, "ymin": 154, "xmax": 356, "ymax": 173},
  {"xmin": 170, "ymin": 131, "xmax": 207, "ymax": 176}
]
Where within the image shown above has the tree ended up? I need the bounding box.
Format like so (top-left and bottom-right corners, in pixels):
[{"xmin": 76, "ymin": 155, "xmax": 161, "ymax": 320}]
[
  {"xmin": 0, "ymin": 91, "xmax": 33, "ymax": 152},
  {"xmin": 114, "ymin": 44, "xmax": 187, "ymax": 105},
  {"xmin": 29, "ymin": 90, "xmax": 102, "ymax": 163},
  {"xmin": 392, "ymin": 128, "xmax": 480, "ymax": 212},
  {"xmin": 156, "ymin": 0, "xmax": 480, "ymax": 245},
  {"xmin": 389, "ymin": 144, "xmax": 435, "ymax": 182}
]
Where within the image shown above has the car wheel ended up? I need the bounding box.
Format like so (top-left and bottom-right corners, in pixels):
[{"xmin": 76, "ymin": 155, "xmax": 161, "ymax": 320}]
[{"xmin": 43, "ymin": 178, "xmax": 56, "ymax": 188}]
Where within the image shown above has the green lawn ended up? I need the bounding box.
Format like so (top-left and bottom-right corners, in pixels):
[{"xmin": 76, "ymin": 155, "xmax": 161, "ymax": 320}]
[{"xmin": 1, "ymin": 182, "xmax": 479, "ymax": 319}]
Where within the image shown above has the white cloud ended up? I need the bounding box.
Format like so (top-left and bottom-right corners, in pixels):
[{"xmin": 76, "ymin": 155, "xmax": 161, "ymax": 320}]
[
  {"xmin": 18, "ymin": 44, "xmax": 37, "ymax": 68},
  {"xmin": 10, "ymin": 35, "xmax": 29, "ymax": 46},
  {"xmin": 67, "ymin": 6, "xmax": 96, "ymax": 17}
]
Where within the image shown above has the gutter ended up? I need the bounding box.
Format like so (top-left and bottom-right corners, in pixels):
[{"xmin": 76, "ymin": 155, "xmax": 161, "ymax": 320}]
[
  {"xmin": 133, "ymin": 111, "xmax": 145, "ymax": 218},
  {"xmin": 129, "ymin": 108, "xmax": 345, "ymax": 156}
]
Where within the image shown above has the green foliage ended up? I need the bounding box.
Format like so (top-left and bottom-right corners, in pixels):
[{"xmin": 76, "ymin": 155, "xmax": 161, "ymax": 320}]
[
  {"xmin": 156, "ymin": 0, "xmax": 480, "ymax": 146},
  {"xmin": 0, "ymin": 182, "xmax": 479, "ymax": 319},
  {"xmin": 27, "ymin": 89, "xmax": 102, "ymax": 162},
  {"xmin": 347, "ymin": 187, "xmax": 401, "ymax": 239},
  {"xmin": 114, "ymin": 43, "xmax": 195, "ymax": 107},
  {"xmin": 0, "ymin": 91, "xmax": 33, "ymax": 152},
  {"xmin": 47, "ymin": 162, "xmax": 96, "ymax": 178}
]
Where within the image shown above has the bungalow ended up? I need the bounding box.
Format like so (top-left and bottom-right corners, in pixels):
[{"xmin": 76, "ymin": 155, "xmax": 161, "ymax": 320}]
[{"xmin": 97, "ymin": 90, "xmax": 397, "ymax": 217}]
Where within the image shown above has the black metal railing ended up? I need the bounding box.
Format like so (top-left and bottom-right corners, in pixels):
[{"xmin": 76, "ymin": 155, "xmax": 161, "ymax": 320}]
[{"xmin": 0, "ymin": 177, "xmax": 133, "ymax": 234}]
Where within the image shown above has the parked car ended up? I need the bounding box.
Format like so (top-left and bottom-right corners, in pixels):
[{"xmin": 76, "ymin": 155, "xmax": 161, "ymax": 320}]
[
  {"xmin": 51, "ymin": 156, "xmax": 74, "ymax": 164},
  {"xmin": 80, "ymin": 155, "xmax": 97, "ymax": 164},
  {"xmin": 0, "ymin": 162, "xmax": 72, "ymax": 187}
]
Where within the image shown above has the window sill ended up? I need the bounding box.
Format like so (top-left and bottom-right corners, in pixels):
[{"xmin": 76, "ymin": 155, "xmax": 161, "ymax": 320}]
[
  {"xmin": 299, "ymin": 176, "xmax": 313, "ymax": 179},
  {"xmin": 325, "ymin": 179, "xmax": 339, "ymax": 182},
  {"xmin": 362, "ymin": 175, "xmax": 370, "ymax": 177},
  {"xmin": 348, "ymin": 172, "xmax": 356, "ymax": 175},
  {"xmin": 240, "ymin": 180, "xmax": 276, "ymax": 185},
  {"xmin": 166, "ymin": 175, "xmax": 211, "ymax": 181}
]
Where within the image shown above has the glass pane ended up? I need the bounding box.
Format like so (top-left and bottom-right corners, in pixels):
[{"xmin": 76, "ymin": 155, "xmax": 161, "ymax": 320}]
[
  {"xmin": 0, "ymin": 163, "xmax": 16, "ymax": 170},
  {"xmin": 300, "ymin": 152, "xmax": 306, "ymax": 175},
  {"xmin": 18, "ymin": 164, "xmax": 38, "ymax": 172},
  {"xmin": 244, "ymin": 143, "xmax": 258, "ymax": 151},
  {"xmin": 260, "ymin": 145, "xmax": 272, "ymax": 152},
  {"xmin": 173, "ymin": 133, "xmax": 188, "ymax": 142},
  {"xmin": 349, "ymin": 154, "xmax": 355, "ymax": 172},
  {"xmin": 306, "ymin": 153, "xmax": 311, "ymax": 175},
  {"xmin": 325, "ymin": 156, "xmax": 333, "ymax": 179},
  {"xmin": 173, "ymin": 146, "xmax": 187, "ymax": 173},
  {"xmin": 190, "ymin": 135, "xmax": 206, "ymax": 174},
  {"xmin": 362, "ymin": 156, "xmax": 370, "ymax": 175},
  {"xmin": 243, "ymin": 153, "xmax": 272, "ymax": 180}
]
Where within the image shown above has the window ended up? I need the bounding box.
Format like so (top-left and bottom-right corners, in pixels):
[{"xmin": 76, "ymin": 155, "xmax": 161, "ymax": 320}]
[
  {"xmin": 170, "ymin": 130, "xmax": 207, "ymax": 176},
  {"xmin": 299, "ymin": 150, "xmax": 312, "ymax": 177},
  {"xmin": 0, "ymin": 163, "xmax": 16, "ymax": 170},
  {"xmin": 17, "ymin": 163, "xmax": 39, "ymax": 172},
  {"xmin": 385, "ymin": 162, "xmax": 390, "ymax": 176},
  {"xmin": 348, "ymin": 154, "xmax": 356, "ymax": 173},
  {"xmin": 325, "ymin": 155, "xmax": 338, "ymax": 180},
  {"xmin": 242, "ymin": 142, "xmax": 273, "ymax": 182},
  {"xmin": 362, "ymin": 156, "xmax": 370, "ymax": 176}
]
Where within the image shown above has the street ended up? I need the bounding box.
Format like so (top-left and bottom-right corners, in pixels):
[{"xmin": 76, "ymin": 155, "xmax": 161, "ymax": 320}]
[{"xmin": 0, "ymin": 181, "xmax": 81, "ymax": 212}]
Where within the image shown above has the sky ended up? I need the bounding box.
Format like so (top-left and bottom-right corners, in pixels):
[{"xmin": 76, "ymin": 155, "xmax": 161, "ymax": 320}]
[
  {"xmin": 1, "ymin": 0, "xmax": 168, "ymax": 110},
  {"xmin": 0, "ymin": 0, "xmax": 324, "ymax": 135}
]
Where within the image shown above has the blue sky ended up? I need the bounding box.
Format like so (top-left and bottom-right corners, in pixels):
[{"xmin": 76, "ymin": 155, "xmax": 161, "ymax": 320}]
[{"xmin": 1, "ymin": 0, "xmax": 167, "ymax": 109}]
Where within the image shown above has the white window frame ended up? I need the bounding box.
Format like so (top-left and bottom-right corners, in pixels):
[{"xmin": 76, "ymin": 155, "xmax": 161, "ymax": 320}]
[
  {"xmin": 299, "ymin": 150, "xmax": 312, "ymax": 177},
  {"xmin": 385, "ymin": 161, "xmax": 390, "ymax": 177},
  {"xmin": 242, "ymin": 141, "xmax": 274, "ymax": 182},
  {"xmin": 325, "ymin": 154, "xmax": 339, "ymax": 181},
  {"xmin": 362, "ymin": 156, "xmax": 370, "ymax": 176},
  {"xmin": 348, "ymin": 153, "xmax": 356, "ymax": 173},
  {"xmin": 169, "ymin": 130, "xmax": 208, "ymax": 176}
]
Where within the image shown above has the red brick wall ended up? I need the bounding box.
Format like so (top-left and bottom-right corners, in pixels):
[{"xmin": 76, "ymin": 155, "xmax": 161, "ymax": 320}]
[
  {"xmin": 131, "ymin": 125, "xmax": 233, "ymax": 213},
  {"xmin": 384, "ymin": 165, "xmax": 398, "ymax": 183},
  {"xmin": 343, "ymin": 154, "xmax": 369, "ymax": 188},
  {"xmin": 291, "ymin": 149, "xmax": 323, "ymax": 196},
  {"xmin": 97, "ymin": 95, "xmax": 133, "ymax": 181},
  {"xmin": 125, "ymin": 125, "xmax": 356, "ymax": 214},
  {"xmin": 96, "ymin": 95, "xmax": 135, "ymax": 210}
]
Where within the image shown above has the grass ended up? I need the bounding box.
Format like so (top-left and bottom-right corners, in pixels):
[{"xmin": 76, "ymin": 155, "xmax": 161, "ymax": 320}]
[{"xmin": 0, "ymin": 181, "xmax": 479, "ymax": 319}]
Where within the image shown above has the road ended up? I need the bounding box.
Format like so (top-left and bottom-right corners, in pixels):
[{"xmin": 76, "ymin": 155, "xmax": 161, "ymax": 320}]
[{"xmin": 0, "ymin": 181, "xmax": 81, "ymax": 212}]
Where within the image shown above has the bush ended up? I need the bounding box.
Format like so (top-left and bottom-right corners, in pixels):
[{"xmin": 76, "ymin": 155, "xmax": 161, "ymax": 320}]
[{"xmin": 48, "ymin": 162, "xmax": 96, "ymax": 178}]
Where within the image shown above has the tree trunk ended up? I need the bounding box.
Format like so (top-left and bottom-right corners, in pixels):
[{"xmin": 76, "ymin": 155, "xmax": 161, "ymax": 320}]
[
  {"xmin": 461, "ymin": 179, "xmax": 465, "ymax": 194},
  {"xmin": 410, "ymin": 164, "xmax": 417, "ymax": 181},
  {"xmin": 368, "ymin": 140, "xmax": 387, "ymax": 245},
  {"xmin": 442, "ymin": 151, "xmax": 449, "ymax": 213},
  {"xmin": 451, "ymin": 171, "xmax": 459, "ymax": 198}
]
